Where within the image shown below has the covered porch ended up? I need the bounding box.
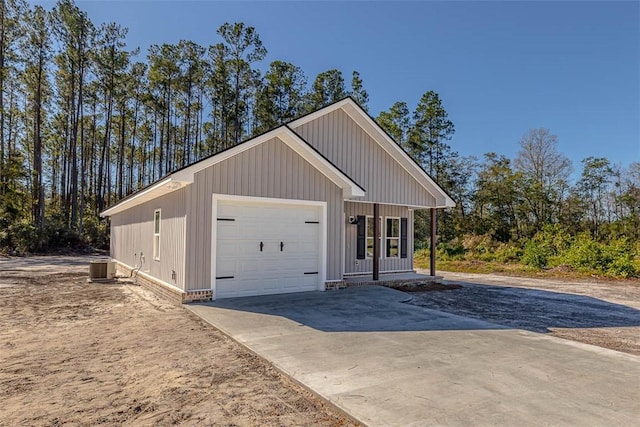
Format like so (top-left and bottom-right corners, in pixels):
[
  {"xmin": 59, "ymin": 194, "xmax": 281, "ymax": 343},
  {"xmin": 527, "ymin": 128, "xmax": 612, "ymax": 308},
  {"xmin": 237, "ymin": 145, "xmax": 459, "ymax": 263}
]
[{"xmin": 344, "ymin": 201, "xmax": 440, "ymax": 281}]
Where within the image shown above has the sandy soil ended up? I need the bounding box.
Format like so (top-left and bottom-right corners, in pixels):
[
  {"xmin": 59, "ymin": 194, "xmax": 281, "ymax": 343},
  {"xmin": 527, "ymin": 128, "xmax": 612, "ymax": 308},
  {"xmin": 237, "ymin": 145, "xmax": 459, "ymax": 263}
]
[
  {"xmin": 412, "ymin": 269, "xmax": 640, "ymax": 355},
  {"xmin": 0, "ymin": 258, "xmax": 357, "ymax": 426}
]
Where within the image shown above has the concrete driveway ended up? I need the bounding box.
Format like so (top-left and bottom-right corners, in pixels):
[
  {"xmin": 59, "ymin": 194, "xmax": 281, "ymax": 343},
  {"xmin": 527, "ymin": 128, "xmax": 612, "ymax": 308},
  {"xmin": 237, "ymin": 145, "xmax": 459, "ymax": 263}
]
[{"xmin": 187, "ymin": 287, "xmax": 640, "ymax": 426}]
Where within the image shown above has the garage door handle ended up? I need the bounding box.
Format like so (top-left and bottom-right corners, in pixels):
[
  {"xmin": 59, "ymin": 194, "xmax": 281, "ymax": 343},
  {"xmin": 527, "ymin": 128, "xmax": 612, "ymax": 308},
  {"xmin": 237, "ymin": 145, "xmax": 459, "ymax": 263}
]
[
  {"xmin": 259, "ymin": 242, "xmax": 264, "ymax": 252},
  {"xmin": 280, "ymin": 241, "xmax": 284, "ymax": 251}
]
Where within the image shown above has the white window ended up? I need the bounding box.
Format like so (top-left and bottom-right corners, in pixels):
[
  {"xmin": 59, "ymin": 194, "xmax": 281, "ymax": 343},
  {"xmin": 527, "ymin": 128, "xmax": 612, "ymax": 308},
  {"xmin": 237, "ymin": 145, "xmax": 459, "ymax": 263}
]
[
  {"xmin": 366, "ymin": 216, "xmax": 382, "ymax": 259},
  {"xmin": 385, "ymin": 217, "xmax": 400, "ymax": 258},
  {"xmin": 153, "ymin": 209, "xmax": 161, "ymax": 260}
]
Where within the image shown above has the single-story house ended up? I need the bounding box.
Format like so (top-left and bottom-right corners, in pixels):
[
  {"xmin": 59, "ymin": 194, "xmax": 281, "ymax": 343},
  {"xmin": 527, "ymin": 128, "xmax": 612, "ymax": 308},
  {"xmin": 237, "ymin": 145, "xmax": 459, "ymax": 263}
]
[{"xmin": 100, "ymin": 97, "xmax": 455, "ymax": 302}]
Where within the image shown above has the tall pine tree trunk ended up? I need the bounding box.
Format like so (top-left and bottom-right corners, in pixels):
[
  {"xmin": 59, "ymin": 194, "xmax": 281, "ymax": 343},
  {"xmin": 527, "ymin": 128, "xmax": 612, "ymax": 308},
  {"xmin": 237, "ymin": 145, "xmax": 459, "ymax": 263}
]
[
  {"xmin": 129, "ymin": 94, "xmax": 140, "ymax": 193},
  {"xmin": 32, "ymin": 62, "xmax": 45, "ymax": 231},
  {"xmin": 0, "ymin": 2, "xmax": 6, "ymax": 196},
  {"xmin": 117, "ymin": 99, "xmax": 125, "ymax": 199}
]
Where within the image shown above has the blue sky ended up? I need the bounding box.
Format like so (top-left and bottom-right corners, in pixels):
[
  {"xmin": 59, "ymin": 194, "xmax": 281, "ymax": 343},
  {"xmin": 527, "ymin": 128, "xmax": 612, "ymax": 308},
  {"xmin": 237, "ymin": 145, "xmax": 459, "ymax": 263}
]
[{"xmin": 34, "ymin": 0, "xmax": 639, "ymax": 173}]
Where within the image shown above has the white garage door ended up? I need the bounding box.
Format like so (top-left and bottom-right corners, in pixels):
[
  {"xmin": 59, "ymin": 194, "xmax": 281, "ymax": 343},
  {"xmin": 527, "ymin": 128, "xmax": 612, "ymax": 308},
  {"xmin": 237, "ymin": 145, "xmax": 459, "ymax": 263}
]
[{"xmin": 214, "ymin": 199, "xmax": 323, "ymax": 299}]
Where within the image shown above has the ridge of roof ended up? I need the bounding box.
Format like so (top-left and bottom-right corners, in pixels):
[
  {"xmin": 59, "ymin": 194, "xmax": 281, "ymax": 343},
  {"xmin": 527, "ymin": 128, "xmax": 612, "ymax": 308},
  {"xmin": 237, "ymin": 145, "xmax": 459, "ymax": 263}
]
[{"xmin": 101, "ymin": 95, "xmax": 455, "ymax": 215}]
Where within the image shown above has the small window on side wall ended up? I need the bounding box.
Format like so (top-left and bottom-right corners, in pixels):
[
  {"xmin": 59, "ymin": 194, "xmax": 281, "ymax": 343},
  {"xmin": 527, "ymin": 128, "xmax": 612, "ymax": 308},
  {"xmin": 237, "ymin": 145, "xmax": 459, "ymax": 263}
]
[{"xmin": 153, "ymin": 209, "xmax": 161, "ymax": 260}]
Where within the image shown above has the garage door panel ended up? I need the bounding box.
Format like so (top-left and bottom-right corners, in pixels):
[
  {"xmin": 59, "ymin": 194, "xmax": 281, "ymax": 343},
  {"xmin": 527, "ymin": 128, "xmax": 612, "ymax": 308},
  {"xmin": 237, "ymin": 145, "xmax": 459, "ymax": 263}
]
[
  {"xmin": 215, "ymin": 263, "xmax": 237, "ymax": 278},
  {"xmin": 214, "ymin": 199, "xmax": 323, "ymax": 299}
]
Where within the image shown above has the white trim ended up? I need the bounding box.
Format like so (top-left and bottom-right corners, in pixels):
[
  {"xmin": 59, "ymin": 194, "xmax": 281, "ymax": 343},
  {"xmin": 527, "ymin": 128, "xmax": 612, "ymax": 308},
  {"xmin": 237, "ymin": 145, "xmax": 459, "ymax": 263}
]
[
  {"xmin": 153, "ymin": 209, "xmax": 161, "ymax": 261},
  {"xmin": 181, "ymin": 210, "xmax": 188, "ymax": 290},
  {"xmin": 210, "ymin": 194, "xmax": 328, "ymax": 300},
  {"xmin": 341, "ymin": 102, "xmax": 455, "ymax": 207},
  {"xmin": 289, "ymin": 98, "xmax": 352, "ymax": 128},
  {"xmin": 320, "ymin": 201, "xmax": 328, "ymax": 289},
  {"xmin": 174, "ymin": 126, "xmax": 363, "ymax": 197},
  {"xmin": 384, "ymin": 216, "xmax": 401, "ymax": 259},
  {"xmin": 365, "ymin": 215, "xmax": 382, "ymax": 260},
  {"xmin": 211, "ymin": 193, "xmax": 329, "ymax": 207},
  {"xmin": 345, "ymin": 198, "xmax": 443, "ymax": 210},
  {"xmin": 342, "ymin": 211, "xmax": 346, "ymax": 280},
  {"xmin": 210, "ymin": 195, "xmax": 217, "ymax": 300},
  {"xmin": 101, "ymin": 126, "xmax": 364, "ymax": 217},
  {"xmin": 291, "ymin": 98, "xmax": 455, "ymax": 208},
  {"xmin": 178, "ymin": 126, "xmax": 365, "ymax": 197},
  {"xmin": 280, "ymin": 129, "xmax": 365, "ymax": 198},
  {"xmin": 100, "ymin": 177, "xmax": 189, "ymax": 217}
]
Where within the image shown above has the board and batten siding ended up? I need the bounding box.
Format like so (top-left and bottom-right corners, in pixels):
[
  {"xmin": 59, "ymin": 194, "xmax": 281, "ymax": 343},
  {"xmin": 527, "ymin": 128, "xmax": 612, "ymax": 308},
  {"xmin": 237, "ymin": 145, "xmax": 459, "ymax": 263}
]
[
  {"xmin": 184, "ymin": 137, "xmax": 344, "ymax": 291},
  {"xmin": 344, "ymin": 201, "xmax": 414, "ymax": 275},
  {"xmin": 293, "ymin": 109, "xmax": 436, "ymax": 207},
  {"xmin": 110, "ymin": 188, "xmax": 187, "ymax": 289}
]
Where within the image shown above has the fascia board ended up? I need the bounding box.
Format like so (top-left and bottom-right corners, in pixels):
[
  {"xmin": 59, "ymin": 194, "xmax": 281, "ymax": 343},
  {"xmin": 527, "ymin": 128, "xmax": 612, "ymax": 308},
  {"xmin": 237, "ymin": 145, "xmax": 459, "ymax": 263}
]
[
  {"xmin": 340, "ymin": 102, "xmax": 456, "ymax": 207},
  {"xmin": 100, "ymin": 178, "xmax": 187, "ymax": 217},
  {"xmin": 279, "ymin": 128, "xmax": 365, "ymax": 197}
]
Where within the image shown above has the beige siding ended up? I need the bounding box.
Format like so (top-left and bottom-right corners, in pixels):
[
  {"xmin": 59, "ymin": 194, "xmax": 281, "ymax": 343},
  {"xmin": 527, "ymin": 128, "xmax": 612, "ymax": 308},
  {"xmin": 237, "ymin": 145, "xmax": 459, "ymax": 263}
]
[
  {"xmin": 185, "ymin": 137, "xmax": 344, "ymax": 290},
  {"xmin": 110, "ymin": 188, "xmax": 187, "ymax": 289},
  {"xmin": 293, "ymin": 109, "xmax": 436, "ymax": 207},
  {"xmin": 343, "ymin": 202, "xmax": 414, "ymax": 275}
]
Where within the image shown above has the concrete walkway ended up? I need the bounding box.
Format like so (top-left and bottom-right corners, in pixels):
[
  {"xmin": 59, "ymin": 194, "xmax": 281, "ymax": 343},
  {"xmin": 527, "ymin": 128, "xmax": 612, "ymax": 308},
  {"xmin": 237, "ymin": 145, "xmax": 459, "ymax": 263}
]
[{"xmin": 187, "ymin": 287, "xmax": 640, "ymax": 426}]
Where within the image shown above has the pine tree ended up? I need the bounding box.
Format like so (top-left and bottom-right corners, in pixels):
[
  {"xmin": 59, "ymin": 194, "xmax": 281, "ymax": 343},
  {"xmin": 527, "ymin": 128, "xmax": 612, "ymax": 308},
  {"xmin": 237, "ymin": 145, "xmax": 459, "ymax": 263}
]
[
  {"xmin": 254, "ymin": 60, "xmax": 306, "ymax": 132},
  {"xmin": 22, "ymin": 4, "xmax": 52, "ymax": 231},
  {"xmin": 307, "ymin": 69, "xmax": 345, "ymax": 110},
  {"xmin": 349, "ymin": 70, "xmax": 368, "ymax": 111},
  {"xmin": 216, "ymin": 22, "xmax": 266, "ymax": 145}
]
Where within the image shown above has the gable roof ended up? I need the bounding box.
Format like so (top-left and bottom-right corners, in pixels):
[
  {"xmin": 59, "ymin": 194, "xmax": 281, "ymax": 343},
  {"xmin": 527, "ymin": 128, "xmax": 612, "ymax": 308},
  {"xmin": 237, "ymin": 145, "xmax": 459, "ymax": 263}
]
[
  {"xmin": 288, "ymin": 97, "xmax": 456, "ymax": 208},
  {"xmin": 100, "ymin": 126, "xmax": 365, "ymax": 217},
  {"xmin": 101, "ymin": 97, "xmax": 455, "ymax": 217}
]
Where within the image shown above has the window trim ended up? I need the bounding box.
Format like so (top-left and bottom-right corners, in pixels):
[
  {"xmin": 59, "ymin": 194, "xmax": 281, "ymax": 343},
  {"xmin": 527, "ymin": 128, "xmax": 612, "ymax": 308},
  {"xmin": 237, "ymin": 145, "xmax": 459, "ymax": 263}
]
[
  {"xmin": 365, "ymin": 215, "xmax": 382, "ymax": 259},
  {"xmin": 385, "ymin": 216, "xmax": 400, "ymax": 259},
  {"xmin": 153, "ymin": 209, "xmax": 161, "ymax": 261}
]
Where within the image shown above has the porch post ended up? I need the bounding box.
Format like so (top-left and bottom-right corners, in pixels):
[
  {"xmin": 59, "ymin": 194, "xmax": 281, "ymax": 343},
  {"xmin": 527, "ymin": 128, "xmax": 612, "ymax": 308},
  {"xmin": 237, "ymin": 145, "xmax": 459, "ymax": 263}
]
[
  {"xmin": 430, "ymin": 208, "xmax": 436, "ymax": 276},
  {"xmin": 373, "ymin": 203, "xmax": 380, "ymax": 281}
]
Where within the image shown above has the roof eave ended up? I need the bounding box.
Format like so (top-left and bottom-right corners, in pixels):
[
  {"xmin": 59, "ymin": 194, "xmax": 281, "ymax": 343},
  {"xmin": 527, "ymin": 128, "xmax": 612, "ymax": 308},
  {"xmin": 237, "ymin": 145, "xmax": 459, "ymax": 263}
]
[
  {"xmin": 101, "ymin": 125, "xmax": 366, "ymax": 216},
  {"xmin": 100, "ymin": 177, "xmax": 191, "ymax": 217}
]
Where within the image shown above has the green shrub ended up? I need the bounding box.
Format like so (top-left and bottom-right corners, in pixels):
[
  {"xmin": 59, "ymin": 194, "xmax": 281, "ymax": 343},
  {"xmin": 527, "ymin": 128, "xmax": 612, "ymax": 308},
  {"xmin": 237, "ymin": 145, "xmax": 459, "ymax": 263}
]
[
  {"xmin": 522, "ymin": 240, "xmax": 549, "ymax": 269},
  {"xmin": 556, "ymin": 235, "xmax": 638, "ymax": 278},
  {"xmin": 560, "ymin": 233, "xmax": 606, "ymax": 272},
  {"xmin": 437, "ymin": 239, "xmax": 465, "ymax": 261},
  {"xmin": 7, "ymin": 219, "xmax": 40, "ymax": 254},
  {"xmin": 82, "ymin": 215, "xmax": 109, "ymax": 249},
  {"xmin": 42, "ymin": 213, "xmax": 82, "ymax": 250},
  {"xmin": 602, "ymin": 238, "xmax": 638, "ymax": 278},
  {"xmin": 493, "ymin": 243, "xmax": 522, "ymax": 263},
  {"xmin": 521, "ymin": 224, "xmax": 571, "ymax": 269},
  {"xmin": 462, "ymin": 233, "xmax": 497, "ymax": 261}
]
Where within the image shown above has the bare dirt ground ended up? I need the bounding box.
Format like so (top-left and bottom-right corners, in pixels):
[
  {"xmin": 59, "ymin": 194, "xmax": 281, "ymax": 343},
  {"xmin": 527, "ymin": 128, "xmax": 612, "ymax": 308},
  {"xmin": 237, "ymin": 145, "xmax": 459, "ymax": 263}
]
[
  {"xmin": 413, "ymin": 269, "xmax": 640, "ymax": 355},
  {"xmin": 0, "ymin": 256, "xmax": 357, "ymax": 426}
]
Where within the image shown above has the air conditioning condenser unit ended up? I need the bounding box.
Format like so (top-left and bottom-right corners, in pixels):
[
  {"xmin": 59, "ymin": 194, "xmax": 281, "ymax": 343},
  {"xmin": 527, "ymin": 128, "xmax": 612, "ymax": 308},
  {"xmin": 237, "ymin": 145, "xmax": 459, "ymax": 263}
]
[{"xmin": 89, "ymin": 260, "xmax": 116, "ymax": 281}]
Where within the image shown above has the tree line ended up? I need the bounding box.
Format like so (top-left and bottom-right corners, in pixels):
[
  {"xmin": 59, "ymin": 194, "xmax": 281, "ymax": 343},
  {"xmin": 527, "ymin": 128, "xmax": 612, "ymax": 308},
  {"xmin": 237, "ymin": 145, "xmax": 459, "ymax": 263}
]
[
  {"xmin": 374, "ymin": 94, "xmax": 639, "ymax": 276},
  {"xmin": 1, "ymin": 0, "xmax": 638, "ymax": 278},
  {"xmin": 0, "ymin": 0, "xmax": 369, "ymax": 251}
]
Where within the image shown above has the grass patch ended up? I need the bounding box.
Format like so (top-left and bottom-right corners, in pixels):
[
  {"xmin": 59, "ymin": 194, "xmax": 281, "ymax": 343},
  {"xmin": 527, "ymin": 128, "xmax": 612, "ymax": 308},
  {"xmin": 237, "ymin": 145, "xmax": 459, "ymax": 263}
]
[{"xmin": 428, "ymin": 259, "xmax": 639, "ymax": 282}]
